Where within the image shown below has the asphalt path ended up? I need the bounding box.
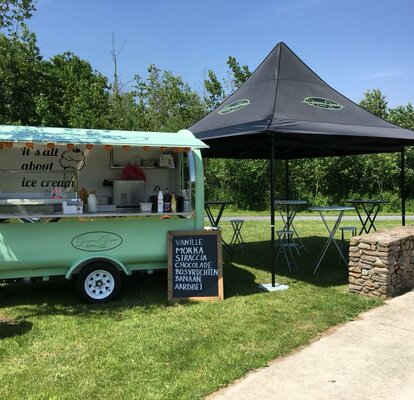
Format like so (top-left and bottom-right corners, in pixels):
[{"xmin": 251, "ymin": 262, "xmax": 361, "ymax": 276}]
[
  {"xmin": 208, "ymin": 290, "xmax": 414, "ymax": 400},
  {"xmin": 215, "ymin": 215, "xmax": 413, "ymax": 222}
]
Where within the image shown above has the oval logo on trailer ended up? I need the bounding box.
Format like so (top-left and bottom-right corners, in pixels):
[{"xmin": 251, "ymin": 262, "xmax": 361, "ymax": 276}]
[
  {"xmin": 303, "ymin": 97, "xmax": 344, "ymax": 110},
  {"xmin": 218, "ymin": 99, "xmax": 250, "ymax": 115},
  {"xmin": 71, "ymin": 231, "xmax": 123, "ymax": 252}
]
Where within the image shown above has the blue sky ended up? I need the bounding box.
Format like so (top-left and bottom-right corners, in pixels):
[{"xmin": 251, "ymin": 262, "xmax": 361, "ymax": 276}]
[{"xmin": 28, "ymin": 0, "xmax": 414, "ymax": 107}]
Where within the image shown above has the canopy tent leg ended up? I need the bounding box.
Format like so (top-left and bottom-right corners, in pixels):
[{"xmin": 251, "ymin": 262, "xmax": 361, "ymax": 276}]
[
  {"xmin": 285, "ymin": 159, "xmax": 289, "ymax": 200},
  {"xmin": 258, "ymin": 136, "xmax": 288, "ymax": 292},
  {"xmin": 401, "ymin": 147, "xmax": 406, "ymax": 226},
  {"xmin": 271, "ymin": 141, "xmax": 276, "ymax": 286}
]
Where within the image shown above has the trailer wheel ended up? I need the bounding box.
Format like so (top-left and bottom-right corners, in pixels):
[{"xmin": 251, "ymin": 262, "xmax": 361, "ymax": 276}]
[{"xmin": 76, "ymin": 262, "xmax": 122, "ymax": 303}]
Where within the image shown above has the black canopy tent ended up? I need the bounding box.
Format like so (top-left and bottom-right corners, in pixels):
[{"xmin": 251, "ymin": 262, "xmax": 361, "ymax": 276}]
[{"xmin": 190, "ymin": 42, "xmax": 414, "ymax": 288}]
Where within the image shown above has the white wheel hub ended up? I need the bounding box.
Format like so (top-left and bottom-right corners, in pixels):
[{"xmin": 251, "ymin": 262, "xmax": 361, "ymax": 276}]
[{"xmin": 84, "ymin": 269, "xmax": 115, "ymax": 300}]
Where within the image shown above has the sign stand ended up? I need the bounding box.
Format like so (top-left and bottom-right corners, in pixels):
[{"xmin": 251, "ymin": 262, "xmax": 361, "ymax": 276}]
[{"xmin": 168, "ymin": 230, "xmax": 223, "ymax": 302}]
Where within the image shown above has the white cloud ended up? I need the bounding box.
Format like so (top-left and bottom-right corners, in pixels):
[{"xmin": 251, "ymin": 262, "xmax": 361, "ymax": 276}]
[{"xmin": 362, "ymin": 70, "xmax": 402, "ymax": 80}]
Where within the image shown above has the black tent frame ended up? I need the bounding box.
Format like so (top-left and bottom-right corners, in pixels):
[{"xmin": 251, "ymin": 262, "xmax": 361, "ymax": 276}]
[
  {"xmin": 191, "ymin": 42, "xmax": 414, "ymax": 288},
  {"xmin": 268, "ymin": 136, "xmax": 406, "ymax": 287}
]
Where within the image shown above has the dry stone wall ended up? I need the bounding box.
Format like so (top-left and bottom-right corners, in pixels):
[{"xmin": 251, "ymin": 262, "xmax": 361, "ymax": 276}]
[{"xmin": 348, "ymin": 227, "xmax": 414, "ymax": 298}]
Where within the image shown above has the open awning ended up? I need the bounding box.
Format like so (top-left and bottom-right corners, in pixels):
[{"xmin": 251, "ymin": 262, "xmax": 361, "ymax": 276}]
[{"xmin": 0, "ymin": 125, "xmax": 208, "ymax": 149}]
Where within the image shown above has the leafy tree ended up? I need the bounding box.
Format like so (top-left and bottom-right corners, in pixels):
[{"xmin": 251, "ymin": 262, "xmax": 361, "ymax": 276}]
[
  {"xmin": 132, "ymin": 64, "xmax": 205, "ymax": 132},
  {"xmin": 108, "ymin": 91, "xmax": 140, "ymax": 131},
  {"xmin": 38, "ymin": 52, "xmax": 110, "ymax": 128},
  {"xmin": 204, "ymin": 158, "xmax": 270, "ymax": 210},
  {"xmin": 203, "ymin": 56, "xmax": 251, "ymax": 111},
  {"xmin": 0, "ymin": 26, "xmax": 42, "ymax": 124},
  {"xmin": 359, "ymin": 89, "xmax": 388, "ymax": 118},
  {"xmin": 203, "ymin": 57, "xmax": 268, "ymax": 209},
  {"xmin": 203, "ymin": 70, "xmax": 225, "ymax": 111},
  {"xmin": 388, "ymin": 104, "xmax": 414, "ymax": 130},
  {"xmin": 0, "ymin": 0, "xmax": 36, "ymax": 33},
  {"xmin": 0, "ymin": 25, "xmax": 110, "ymax": 129},
  {"xmin": 1, "ymin": 0, "xmax": 111, "ymax": 129},
  {"xmin": 226, "ymin": 56, "xmax": 251, "ymax": 91},
  {"xmin": 106, "ymin": 62, "xmax": 205, "ymax": 133},
  {"xmin": 106, "ymin": 34, "xmax": 141, "ymax": 131},
  {"xmin": 388, "ymin": 103, "xmax": 414, "ymax": 198},
  {"xmin": 290, "ymin": 158, "xmax": 332, "ymax": 204}
]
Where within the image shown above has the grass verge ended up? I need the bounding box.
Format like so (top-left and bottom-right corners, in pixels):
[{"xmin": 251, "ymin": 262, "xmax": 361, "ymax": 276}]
[{"xmin": 0, "ymin": 220, "xmax": 397, "ymax": 399}]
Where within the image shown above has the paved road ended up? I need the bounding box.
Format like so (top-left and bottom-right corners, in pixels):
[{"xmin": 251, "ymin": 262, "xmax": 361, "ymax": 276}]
[
  {"xmin": 207, "ymin": 290, "xmax": 414, "ymax": 400},
  {"xmin": 215, "ymin": 215, "xmax": 413, "ymax": 222}
]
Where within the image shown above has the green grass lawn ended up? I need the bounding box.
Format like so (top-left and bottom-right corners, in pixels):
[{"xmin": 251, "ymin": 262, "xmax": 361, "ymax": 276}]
[{"xmin": 0, "ymin": 220, "xmax": 401, "ymax": 399}]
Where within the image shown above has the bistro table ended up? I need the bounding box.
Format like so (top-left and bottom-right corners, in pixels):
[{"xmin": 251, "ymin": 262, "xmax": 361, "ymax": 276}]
[
  {"xmin": 205, "ymin": 200, "xmax": 233, "ymax": 227},
  {"xmin": 205, "ymin": 200, "xmax": 233, "ymax": 253},
  {"xmin": 308, "ymin": 206, "xmax": 355, "ymax": 274},
  {"xmin": 348, "ymin": 199, "xmax": 387, "ymax": 234},
  {"xmin": 274, "ymin": 200, "xmax": 307, "ymax": 252}
]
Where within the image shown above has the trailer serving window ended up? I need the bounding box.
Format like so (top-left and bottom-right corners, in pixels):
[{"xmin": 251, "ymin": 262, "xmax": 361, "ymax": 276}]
[{"xmin": 0, "ymin": 126, "xmax": 207, "ymax": 221}]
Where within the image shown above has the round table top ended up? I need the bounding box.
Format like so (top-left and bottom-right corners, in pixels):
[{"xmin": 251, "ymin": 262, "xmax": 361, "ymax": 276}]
[
  {"xmin": 347, "ymin": 199, "xmax": 387, "ymax": 204},
  {"xmin": 308, "ymin": 206, "xmax": 355, "ymax": 212},
  {"xmin": 274, "ymin": 200, "xmax": 308, "ymax": 205},
  {"xmin": 205, "ymin": 200, "xmax": 233, "ymax": 205}
]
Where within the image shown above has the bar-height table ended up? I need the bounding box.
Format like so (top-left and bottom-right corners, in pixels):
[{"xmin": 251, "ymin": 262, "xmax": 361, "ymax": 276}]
[
  {"xmin": 205, "ymin": 200, "xmax": 233, "ymax": 227},
  {"xmin": 205, "ymin": 200, "xmax": 233, "ymax": 254},
  {"xmin": 308, "ymin": 206, "xmax": 355, "ymax": 274},
  {"xmin": 348, "ymin": 199, "xmax": 387, "ymax": 234},
  {"xmin": 274, "ymin": 200, "xmax": 307, "ymax": 252}
]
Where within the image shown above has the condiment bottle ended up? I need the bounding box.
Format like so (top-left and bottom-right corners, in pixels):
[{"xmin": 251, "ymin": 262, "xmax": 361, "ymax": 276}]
[
  {"xmin": 87, "ymin": 191, "xmax": 97, "ymax": 213},
  {"xmin": 163, "ymin": 188, "xmax": 171, "ymax": 212},
  {"xmin": 182, "ymin": 189, "xmax": 190, "ymax": 212},
  {"xmin": 157, "ymin": 189, "xmax": 164, "ymax": 213},
  {"xmin": 171, "ymin": 192, "xmax": 177, "ymax": 213}
]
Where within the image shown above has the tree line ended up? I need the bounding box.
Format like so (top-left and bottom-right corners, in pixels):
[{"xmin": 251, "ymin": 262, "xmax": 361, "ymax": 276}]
[{"xmin": 1, "ymin": 0, "xmax": 414, "ymax": 211}]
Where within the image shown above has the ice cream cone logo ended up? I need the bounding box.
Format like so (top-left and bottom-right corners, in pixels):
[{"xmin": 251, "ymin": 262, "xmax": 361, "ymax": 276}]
[{"xmin": 59, "ymin": 148, "xmax": 86, "ymax": 170}]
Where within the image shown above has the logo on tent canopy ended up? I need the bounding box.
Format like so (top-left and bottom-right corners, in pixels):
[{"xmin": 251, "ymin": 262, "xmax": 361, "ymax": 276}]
[
  {"xmin": 218, "ymin": 99, "xmax": 250, "ymax": 115},
  {"xmin": 303, "ymin": 97, "xmax": 344, "ymax": 110}
]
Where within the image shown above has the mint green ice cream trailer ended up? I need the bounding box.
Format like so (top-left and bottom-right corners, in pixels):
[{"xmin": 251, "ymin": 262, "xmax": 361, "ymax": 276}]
[{"xmin": 0, "ymin": 125, "xmax": 208, "ymax": 302}]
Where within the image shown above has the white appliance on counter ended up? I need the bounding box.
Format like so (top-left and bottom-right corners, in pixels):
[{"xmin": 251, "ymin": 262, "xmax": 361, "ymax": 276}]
[{"xmin": 113, "ymin": 180, "xmax": 145, "ymax": 207}]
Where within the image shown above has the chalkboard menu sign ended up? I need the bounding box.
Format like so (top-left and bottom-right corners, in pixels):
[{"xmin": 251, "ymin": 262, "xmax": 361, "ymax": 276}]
[{"xmin": 168, "ymin": 231, "xmax": 223, "ymax": 301}]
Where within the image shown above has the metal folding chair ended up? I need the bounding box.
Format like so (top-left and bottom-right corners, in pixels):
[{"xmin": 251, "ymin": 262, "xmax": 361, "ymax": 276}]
[
  {"xmin": 337, "ymin": 226, "xmax": 357, "ymax": 265},
  {"xmin": 229, "ymin": 219, "xmax": 244, "ymax": 249},
  {"xmin": 275, "ymin": 230, "xmax": 299, "ymax": 273}
]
